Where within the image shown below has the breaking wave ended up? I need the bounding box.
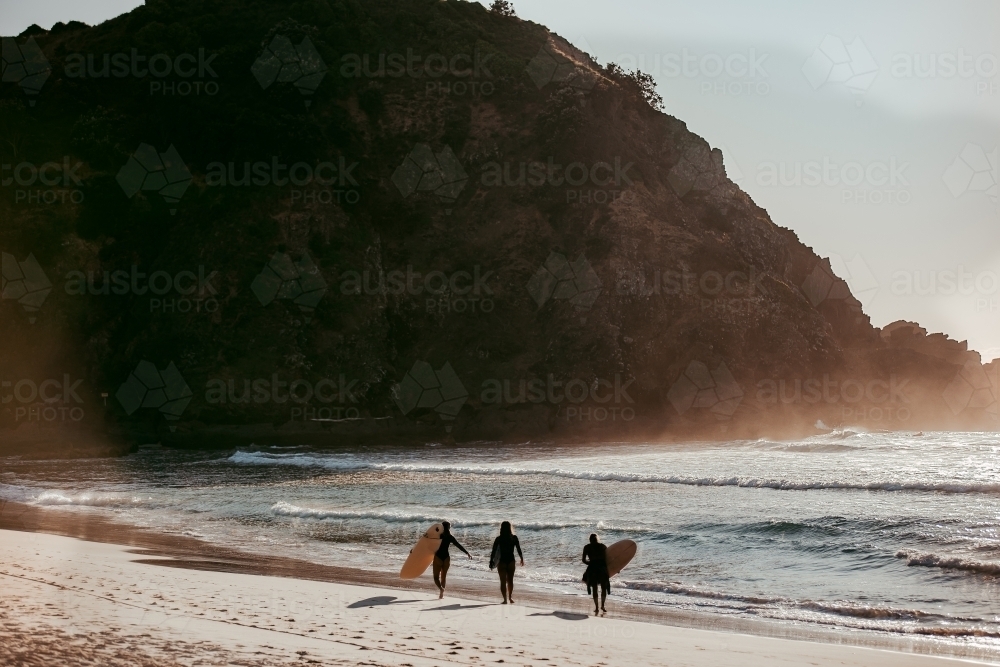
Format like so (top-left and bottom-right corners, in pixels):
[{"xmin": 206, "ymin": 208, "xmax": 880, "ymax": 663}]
[
  {"xmin": 269, "ymin": 501, "xmax": 636, "ymax": 531},
  {"xmin": 896, "ymin": 550, "xmax": 1000, "ymax": 576},
  {"xmin": 229, "ymin": 451, "xmax": 1000, "ymax": 495},
  {"xmin": 31, "ymin": 490, "xmax": 148, "ymax": 508}
]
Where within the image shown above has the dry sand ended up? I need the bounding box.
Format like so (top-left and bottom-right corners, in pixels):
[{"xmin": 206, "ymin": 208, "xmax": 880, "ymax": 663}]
[{"xmin": 1, "ymin": 526, "xmax": 992, "ymax": 667}]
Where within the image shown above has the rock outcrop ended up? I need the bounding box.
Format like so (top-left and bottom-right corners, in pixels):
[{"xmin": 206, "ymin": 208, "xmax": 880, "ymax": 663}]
[{"xmin": 0, "ymin": 0, "xmax": 993, "ymax": 453}]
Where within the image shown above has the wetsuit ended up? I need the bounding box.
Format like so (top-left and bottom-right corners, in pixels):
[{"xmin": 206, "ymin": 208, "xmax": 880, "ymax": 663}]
[
  {"xmin": 491, "ymin": 534, "xmax": 523, "ymax": 601},
  {"xmin": 582, "ymin": 542, "xmax": 610, "ymax": 594},
  {"xmin": 432, "ymin": 531, "xmax": 469, "ymax": 590}
]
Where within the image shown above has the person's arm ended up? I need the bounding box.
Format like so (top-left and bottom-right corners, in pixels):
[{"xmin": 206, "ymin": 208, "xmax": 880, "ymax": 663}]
[
  {"xmin": 515, "ymin": 536, "xmax": 524, "ymax": 565},
  {"xmin": 582, "ymin": 545, "xmax": 590, "ymax": 565},
  {"xmin": 452, "ymin": 535, "xmax": 471, "ymax": 558}
]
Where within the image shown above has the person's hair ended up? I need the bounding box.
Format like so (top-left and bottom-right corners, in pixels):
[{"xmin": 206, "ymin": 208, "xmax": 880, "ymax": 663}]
[
  {"xmin": 500, "ymin": 521, "xmax": 512, "ymax": 536},
  {"xmin": 442, "ymin": 521, "xmax": 451, "ymax": 532},
  {"xmin": 589, "ymin": 533, "xmax": 598, "ymax": 544}
]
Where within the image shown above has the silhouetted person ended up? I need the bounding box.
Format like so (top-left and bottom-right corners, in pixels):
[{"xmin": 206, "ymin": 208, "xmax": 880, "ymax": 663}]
[
  {"xmin": 582, "ymin": 533, "xmax": 609, "ymax": 614},
  {"xmin": 490, "ymin": 521, "xmax": 524, "ymax": 604},
  {"xmin": 433, "ymin": 521, "xmax": 470, "ymax": 598}
]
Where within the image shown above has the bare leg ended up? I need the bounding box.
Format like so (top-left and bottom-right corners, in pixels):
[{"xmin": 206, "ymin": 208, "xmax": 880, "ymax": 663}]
[
  {"xmin": 439, "ymin": 557, "xmax": 450, "ymax": 598},
  {"xmin": 506, "ymin": 567, "xmax": 514, "ymax": 603},
  {"xmin": 499, "ymin": 570, "xmax": 508, "ymax": 603},
  {"xmin": 601, "ymin": 587, "xmax": 607, "ymax": 613},
  {"xmin": 432, "ymin": 557, "xmax": 443, "ymax": 592},
  {"xmin": 592, "ymin": 584, "xmax": 599, "ymax": 614}
]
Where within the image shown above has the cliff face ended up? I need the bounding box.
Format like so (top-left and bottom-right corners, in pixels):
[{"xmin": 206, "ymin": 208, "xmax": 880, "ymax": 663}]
[{"xmin": 0, "ymin": 0, "xmax": 993, "ymax": 454}]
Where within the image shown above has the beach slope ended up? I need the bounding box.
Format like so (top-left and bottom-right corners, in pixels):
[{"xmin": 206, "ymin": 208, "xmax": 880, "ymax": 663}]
[{"xmin": 0, "ymin": 529, "xmax": 984, "ymax": 667}]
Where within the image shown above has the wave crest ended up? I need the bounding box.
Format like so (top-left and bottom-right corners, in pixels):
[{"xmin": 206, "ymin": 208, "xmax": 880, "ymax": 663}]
[
  {"xmin": 33, "ymin": 491, "xmax": 146, "ymax": 508},
  {"xmin": 895, "ymin": 550, "xmax": 1000, "ymax": 576},
  {"xmin": 269, "ymin": 502, "xmax": 634, "ymax": 531},
  {"xmin": 229, "ymin": 451, "xmax": 1000, "ymax": 495}
]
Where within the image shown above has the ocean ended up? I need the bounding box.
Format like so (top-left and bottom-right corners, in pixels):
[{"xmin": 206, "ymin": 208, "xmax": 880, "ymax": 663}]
[{"xmin": 3, "ymin": 430, "xmax": 999, "ymax": 653}]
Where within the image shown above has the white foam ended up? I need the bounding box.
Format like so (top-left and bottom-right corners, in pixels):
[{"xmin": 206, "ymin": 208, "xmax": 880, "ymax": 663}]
[
  {"xmin": 269, "ymin": 501, "xmax": 632, "ymax": 531},
  {"xmin": 228, "ymin": 451, "xmax": 1000, "ymax": 495},
  {"xmin": 895, "ymin": 550, "xmax": 1000, "ymax": 576},
  {"xmin": 32, "ymin": 491, "xmax": 147, "ymax": 508}
]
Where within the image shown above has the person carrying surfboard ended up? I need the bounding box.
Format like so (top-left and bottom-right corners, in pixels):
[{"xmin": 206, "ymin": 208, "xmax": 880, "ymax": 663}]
[
  {"xmin": 582, "ymin": 533, "xmax": 610, "ymax": 615},
  {"xmin": 433, "ymin": 521, "xmax": 471, "ymax": 599},
  {"xmin": 489, "ymin": 521, "xmax": 524, "ymax": 604}
]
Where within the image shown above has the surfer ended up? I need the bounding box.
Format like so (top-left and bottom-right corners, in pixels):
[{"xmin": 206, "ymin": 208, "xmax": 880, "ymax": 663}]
[
  {"xmin": 582, "ymin": 533, "xmax": 610, "ymax": 615},
  {"xmin": 489, "ymin": 521, "xmax": 524, "ymax": 604},
  {"xmin": 433, "ymin": 521, "xmax": 471, "ymax": 598}
]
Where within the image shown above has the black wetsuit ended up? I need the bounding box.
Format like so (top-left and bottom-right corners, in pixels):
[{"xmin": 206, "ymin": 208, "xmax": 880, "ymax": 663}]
[
  {"xmin": 433, "ymin": 531, "xmax": 469, "ymax": 592},
  {"xmin": 582, "ymin": 543, "xmax": 610, "ymax": 593},
  {"xmin": 435, "ymin": 532, "xmax": 470, "ymax": 560},
  {"xmin": 491, "ymin": 534, "xmax": 522, "ymax": 565},
  {"xmin": 492, "ymin": 533, "xmax": 523, "ymax": 601}
]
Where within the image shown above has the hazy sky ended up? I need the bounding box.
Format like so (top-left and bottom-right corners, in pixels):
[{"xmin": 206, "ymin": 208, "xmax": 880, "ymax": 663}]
[{"xmin": 5, "ymin": 1, "xmax": 1000, "ymax": 358}]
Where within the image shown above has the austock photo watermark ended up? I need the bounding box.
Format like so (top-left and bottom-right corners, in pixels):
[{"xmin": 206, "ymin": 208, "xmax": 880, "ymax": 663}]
[
  {"xmin": 890, "ymin": 49, "xmax": 998, "ymax": 95},
  {"xmin": 802, "ymin": 35, "xmax": 878, "ymax": 103},
  {"xmin": 802, "ymin": 35, "xmax": 997, "ymax": 99},
  {"xmin": 339, "ymin": 46, "xmax": 497, "ymax": 98},
  {"xmin": 527, "ymin": 252, "xmax": 602, "ymax": 317},
  {"xmin": 891, "ymin": 267, "xmax": 1000, "ymax": 314},
  {"xmin": 116, "ymin": 360, "xmax": 193, "ymax": 425},
  {"xmin": 205, "ymin": 155, "xmax": 361, "ymax": 205},
  {"xmin": 1, "ymin": 157, "xmax": 85, "ymax": 205},
  {"xmin": 64, "ymin": 265, "xmax": 220, "ymax": 314},
  {"xmin": 480, "ymin": 156, "xmax": 635, "ymax": 205},
  {"xmin": 118, "ymin": 363, "xmax": 366, "ymax": 424},
  {"xmin": 394, "ymin": 361, "xmax": 468, "ymax": 427},
  {"xmin": 668, "ymin": 361, "xmax": 743, "ymax": 421},
  {"xmin": 205, "ymin": 374, "xmax": 361, "ymax": 421},
  {"xmin": 339, "ymin": 266, "xmax": 496, "ymax": 314},
  {"xmin": 393, "ymin": 144, "xmax": 468, "ymax": 210},
  {"xmin": 481, "ymin": 374, "xmax": 637, "ymax": 422},
  {"xmin": 252, "ymin": 251, "xmax": 327, "ymax": 323},
  {"xmin": 117, "ymin": 145, "xmax": 364, "ymax": 210},
  {"xmin": 613, "ymin": 47, "xmax": 770, "ymax": 97},
  {"xmin": 616, "ymin": 266, "xmax": 768, "ymax": 315},
  {"xmin": 755, "ymin": 375, "xmax": 912, "ymax": 423},
  {"xmin": 64, "ymin": 47, "xmax": 221, "ymax": 96},
  {"xmin": 754, "ymin": 156, "xmax": 911, "ymax": 205},
  {"xmin": 943, "ymin": 143, "xmax": 998, "ymax": 207},
  {"xmin": 1, "ymin": 374, "xmax": 86, "ymax": 423},
  {"xmin": 2, "ymin": 253, "xmax": 51, "ymax": 324}
]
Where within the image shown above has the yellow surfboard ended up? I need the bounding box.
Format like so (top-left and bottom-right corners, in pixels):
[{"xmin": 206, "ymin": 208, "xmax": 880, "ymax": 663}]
[
  {"xmin": 606, "ymin": 539, "xmax": 637, "ymax": 578},
  {"xmin": 399, "ymin": 523, "xmax": 443, "ymax": 579}
]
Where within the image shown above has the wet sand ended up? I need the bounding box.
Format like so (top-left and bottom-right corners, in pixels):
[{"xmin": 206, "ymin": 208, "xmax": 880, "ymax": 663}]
[{"xmin": 0, "ymin": 501, "xmax": 996, "ymax": 666}]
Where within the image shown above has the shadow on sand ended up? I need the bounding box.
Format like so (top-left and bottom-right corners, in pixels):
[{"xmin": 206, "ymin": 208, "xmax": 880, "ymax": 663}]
[
  {"xmin": 422, "ymin": 603, "xmax": 497, "ymax": 611},
  {"xmin": 529, "ymin": 611, "xmax": 590, "ymax": 621},
  {"xmin": 348, "ymin": 595, "xmax": 423, "ymax": 608}
]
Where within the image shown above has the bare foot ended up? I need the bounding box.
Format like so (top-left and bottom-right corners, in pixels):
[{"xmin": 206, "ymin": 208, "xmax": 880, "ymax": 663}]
[
  {"xmin": 439, "ymin": 589, "xmax": 444, "ymax": 599},
  {"xmin": 502, "ymin": 599, "xmax": 508, "ymax": 604},
  {"xmin": 509, "ymin": 598, "xmax": 515, "ymax": 604}
]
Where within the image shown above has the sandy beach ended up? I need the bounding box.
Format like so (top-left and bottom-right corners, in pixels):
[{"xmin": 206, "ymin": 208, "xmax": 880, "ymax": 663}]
[{"xmin": 1, "ymin": 515, "xmax": 992, "ymax": 667}]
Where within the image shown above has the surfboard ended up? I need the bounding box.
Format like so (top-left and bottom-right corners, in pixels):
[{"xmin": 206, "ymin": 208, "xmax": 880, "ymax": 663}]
[
  {"xmin": 605, "ymin": 539, "xmax": 637, "ymax": 578},
  {"xmin": 489, "ymin": 539, "xmax": 500, "ymax": 570},
  {"xmin": 399, "ymin": 523, "xmax": 443, "ymax": 579}
]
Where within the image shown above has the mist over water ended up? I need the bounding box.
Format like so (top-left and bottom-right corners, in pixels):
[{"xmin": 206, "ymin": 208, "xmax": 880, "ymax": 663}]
[{"xmin": 4, "ymin": 431, "xmax": 1000, "ymax": 650}]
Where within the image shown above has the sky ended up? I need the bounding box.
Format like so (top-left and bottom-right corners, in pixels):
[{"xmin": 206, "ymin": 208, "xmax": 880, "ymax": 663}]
[{"xmin": 4, "ymin": 0, "xmax": 1000, "ymax": 359}]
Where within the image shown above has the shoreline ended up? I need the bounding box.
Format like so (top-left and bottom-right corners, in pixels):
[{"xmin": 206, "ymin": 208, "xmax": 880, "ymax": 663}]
[{"xmin": 2, "ymin": 501, "xmax": 997, "ymax": 665}]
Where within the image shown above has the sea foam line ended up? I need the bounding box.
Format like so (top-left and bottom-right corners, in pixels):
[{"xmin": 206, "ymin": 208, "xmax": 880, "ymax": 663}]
[
  {"xmin": 228, "ymin": 451, "xmax": 1000, "ymax": 495},
  {"xmin": 269, "ymin": 501, "xmax": 634, "ymax": 531},
  {"xmin": 896, "ymin": 550, "xmax": 1000, "ymax": 576}
]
